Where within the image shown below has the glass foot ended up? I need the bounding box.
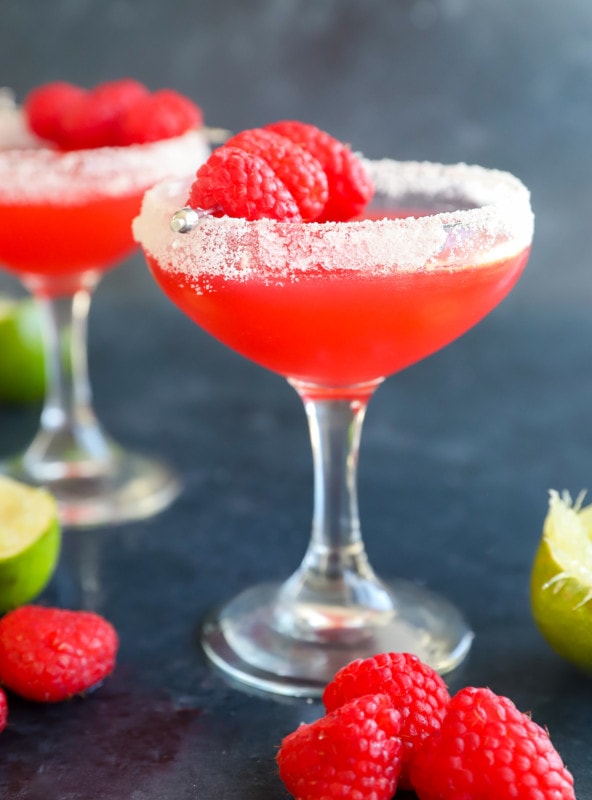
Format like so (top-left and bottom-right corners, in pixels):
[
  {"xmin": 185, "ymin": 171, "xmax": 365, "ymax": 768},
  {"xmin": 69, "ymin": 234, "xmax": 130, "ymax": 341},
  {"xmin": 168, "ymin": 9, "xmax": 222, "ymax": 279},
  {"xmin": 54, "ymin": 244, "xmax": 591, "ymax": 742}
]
[
  {"xmin": 3, "ymin": 446, "xmax": 181, "ymax": 528},
  {"xmin": 202, "ymin": 579, "xmax": 473, "ymax": 698}
]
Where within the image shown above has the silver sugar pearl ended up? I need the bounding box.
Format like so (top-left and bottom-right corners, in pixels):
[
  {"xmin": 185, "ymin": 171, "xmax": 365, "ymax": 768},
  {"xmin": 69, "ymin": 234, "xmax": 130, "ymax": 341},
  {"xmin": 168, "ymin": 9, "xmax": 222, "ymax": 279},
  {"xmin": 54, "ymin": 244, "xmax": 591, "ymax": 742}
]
[{"xmin": 170, "ymin": 207, "xmax": 201, "ymax": 234}]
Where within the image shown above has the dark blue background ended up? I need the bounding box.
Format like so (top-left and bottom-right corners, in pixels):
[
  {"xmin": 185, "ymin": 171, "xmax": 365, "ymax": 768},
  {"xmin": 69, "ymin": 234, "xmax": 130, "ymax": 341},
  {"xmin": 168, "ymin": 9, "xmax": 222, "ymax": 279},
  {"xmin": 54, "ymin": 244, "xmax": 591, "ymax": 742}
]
[{"xmin": 1, "ymin": 1, "xmax": 591, "ymax": 797}]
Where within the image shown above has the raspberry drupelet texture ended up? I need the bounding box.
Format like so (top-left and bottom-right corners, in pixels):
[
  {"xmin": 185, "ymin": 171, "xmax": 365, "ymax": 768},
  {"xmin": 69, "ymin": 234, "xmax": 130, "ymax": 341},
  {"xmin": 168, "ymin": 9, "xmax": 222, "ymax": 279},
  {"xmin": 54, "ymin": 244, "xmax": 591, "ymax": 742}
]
[
  {"xmin": 0, "ymin": 605, "xmax": 119, "ymax": 703},
  {"xmin": 187, "ymin": 146, "xmax": 302, "ymax": 221},
  {"xmin": 225, "ymin": 128, "xmax": 328, "ymax": 221},
  {"xmin": 183, "ymin": 120, "xmax": 374, "ymax": 224},
  {"xmin": 409, "ymin": 686, "xmax": 576, "ymax": 800},
  {"xmin": 265, "ymin": 119, "xmax": 375, "ymax": 222},
  {"xmin": 277, "ymin": 693, "xmax": 403, "ymax": 800},
  {"xmin": 322, "ymin": 651, "xmax": 451, "ymax": 790}
]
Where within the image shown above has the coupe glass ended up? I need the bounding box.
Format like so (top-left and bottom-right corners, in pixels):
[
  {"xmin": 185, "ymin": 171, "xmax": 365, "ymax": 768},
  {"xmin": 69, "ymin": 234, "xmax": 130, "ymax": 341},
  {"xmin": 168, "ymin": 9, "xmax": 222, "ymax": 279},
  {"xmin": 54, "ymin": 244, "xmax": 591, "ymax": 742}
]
[
  {"xmin": 135, "ymin": 158, "xmax": 533, "ymax": 696},
  {"xmin": 0, "ymin": 99, "xmax": 209, "ymax": 527}
]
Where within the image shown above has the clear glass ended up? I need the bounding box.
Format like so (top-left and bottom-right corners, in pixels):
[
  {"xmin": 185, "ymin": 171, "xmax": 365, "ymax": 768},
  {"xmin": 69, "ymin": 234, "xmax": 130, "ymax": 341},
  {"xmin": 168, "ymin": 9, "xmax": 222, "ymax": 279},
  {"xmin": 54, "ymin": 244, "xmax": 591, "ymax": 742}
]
[
  {"xmin": 4, "ymin": 271, "xmax": 180, "ymax": 528},
  {"xmin": 202, "ymin": 379, "xmax": 472, "ymax": 696},
  {"xmin": 137, "ymin": 159, "xmax": 534, "ymax": 696},
  {"xmin": 0, "ymin": 106, "xmax": 210, "ymax": 527}
]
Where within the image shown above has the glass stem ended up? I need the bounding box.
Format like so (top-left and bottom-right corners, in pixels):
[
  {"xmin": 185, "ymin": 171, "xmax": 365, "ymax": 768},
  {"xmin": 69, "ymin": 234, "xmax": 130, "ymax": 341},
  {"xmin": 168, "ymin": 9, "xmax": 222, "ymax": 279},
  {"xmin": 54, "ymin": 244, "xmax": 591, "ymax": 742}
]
[
  {"xmin": 22, "ymin": 275, "xmax": 113, "ymax": 482},
  {"xmin": 274, "ymin": 382, "xmax": 395, "ymax": 643}
]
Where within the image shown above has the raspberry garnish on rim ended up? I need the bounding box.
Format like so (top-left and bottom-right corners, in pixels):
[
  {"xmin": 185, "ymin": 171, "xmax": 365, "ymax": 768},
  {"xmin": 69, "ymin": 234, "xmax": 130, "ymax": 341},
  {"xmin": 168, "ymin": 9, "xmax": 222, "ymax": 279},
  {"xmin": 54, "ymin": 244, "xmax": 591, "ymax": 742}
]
[
  {"xmin": 23, "ymin": 79, "xmax": 203, "ymax": 150},
  {"xmin": 266, "ymin": 119, "xmax": 375, "ymax": 221},
  {"xmin": 0, "ymin": 80, "xmax": 210, "ymax": 530},
  {"xmin": 170, "ymin": 121, "xmax": 375, "ymax": 229}
]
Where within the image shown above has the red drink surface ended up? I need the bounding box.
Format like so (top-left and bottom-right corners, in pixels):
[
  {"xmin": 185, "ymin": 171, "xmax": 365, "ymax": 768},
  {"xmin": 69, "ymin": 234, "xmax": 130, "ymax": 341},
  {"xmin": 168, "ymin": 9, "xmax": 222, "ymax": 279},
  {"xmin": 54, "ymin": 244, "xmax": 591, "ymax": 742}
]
[
  {"xmin": 136, "ymin": 160, "xmax": 533, "ymax": 388},
  {"xmin": 0, "ymin": 192, "xmax": 142, "ymax": 280},
  {"xmin": 147, "ymin": 245, "xmax": 530, "ymax": 387},
  {"xmin": 0, "ymin": 125, "xmax": 209, "ymax": 295}
]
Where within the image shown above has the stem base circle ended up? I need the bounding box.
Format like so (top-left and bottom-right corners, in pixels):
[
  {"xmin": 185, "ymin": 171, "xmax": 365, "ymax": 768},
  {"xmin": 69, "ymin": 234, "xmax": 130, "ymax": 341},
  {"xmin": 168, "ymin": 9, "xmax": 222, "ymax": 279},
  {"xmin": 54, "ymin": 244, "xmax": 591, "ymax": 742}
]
[
  {"xmin": 3, "ymin": 445, "xmax": 181, "ymax": 528},
  {"xmin": 202, "ymin": 578, "xmax": 473, "ymax": 698}
]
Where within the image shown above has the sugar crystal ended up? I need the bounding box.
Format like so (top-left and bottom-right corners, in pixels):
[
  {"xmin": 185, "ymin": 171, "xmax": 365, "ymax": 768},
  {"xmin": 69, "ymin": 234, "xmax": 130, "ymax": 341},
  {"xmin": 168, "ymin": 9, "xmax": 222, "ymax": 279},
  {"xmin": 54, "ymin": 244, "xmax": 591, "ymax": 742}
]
[{"xmin": 133, "ymin": 159, "xmax": 534, "ymax": 284}]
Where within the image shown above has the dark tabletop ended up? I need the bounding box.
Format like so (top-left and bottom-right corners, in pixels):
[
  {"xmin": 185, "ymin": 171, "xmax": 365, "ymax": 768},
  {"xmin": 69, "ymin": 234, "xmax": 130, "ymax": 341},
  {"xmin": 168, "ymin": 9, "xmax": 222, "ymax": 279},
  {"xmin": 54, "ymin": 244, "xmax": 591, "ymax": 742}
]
[{"xmin": 1, "ymin": 1, "xmax": 592, "ymax": 797}]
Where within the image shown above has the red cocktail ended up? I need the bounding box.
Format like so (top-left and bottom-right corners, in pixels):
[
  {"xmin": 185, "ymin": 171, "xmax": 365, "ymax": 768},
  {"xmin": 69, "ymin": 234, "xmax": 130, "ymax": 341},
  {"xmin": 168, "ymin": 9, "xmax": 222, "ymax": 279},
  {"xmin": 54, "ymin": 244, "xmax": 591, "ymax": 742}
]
[
  {"xmin": 0, "ymin": 90, "xmax": 209, "ymax": 526},
  {"xmin": 148, "ymin": 234, "xmax": 528, "ymax": 388},
  {"xmin": 136, "ymin": 155, "xmax": 534, "ymax": 696}
]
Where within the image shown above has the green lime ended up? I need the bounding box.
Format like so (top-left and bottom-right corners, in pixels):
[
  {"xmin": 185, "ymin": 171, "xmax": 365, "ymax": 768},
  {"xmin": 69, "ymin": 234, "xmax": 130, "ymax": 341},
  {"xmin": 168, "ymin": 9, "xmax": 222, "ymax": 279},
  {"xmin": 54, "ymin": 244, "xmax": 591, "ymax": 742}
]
[
  {"xmin": 0, "ymin": 475, "xmax": 61, "ymax": 612},
  {"xmin": 531, "ymin": 489, "xmax": 592, "ymax": 673},
  {"xmin": 0, "ymin": 295, "xmax": 46, "ymax": 405}
]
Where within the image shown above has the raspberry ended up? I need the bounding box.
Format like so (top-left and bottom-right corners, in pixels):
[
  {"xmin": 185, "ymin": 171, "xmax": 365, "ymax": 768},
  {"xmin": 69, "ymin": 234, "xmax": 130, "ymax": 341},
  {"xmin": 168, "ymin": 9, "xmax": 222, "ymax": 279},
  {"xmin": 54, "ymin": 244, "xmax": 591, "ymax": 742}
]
[
  {"xmin": 91, "ymin": 78, "xmax": 149, "ymax": 109},
  {"xmin": 323, "ymin": 652, "xmax": 451, "ymax": 790},
  {"xmin": 117, "ymin": 89, "xmax": 203, "ymax": 145},
  {"xmin": 0, "ymin": 688, "xmax": 7, "ymax": 734},
  {"xmin": 23, "ymin": 81, "xmax": 86, "ymax": 143},
  {"xmin": 225, "ymin": 128, "xmax": 328, "ymax": 221},
  {"xmin": 266, "ymin": 120, "xmax": 374, "ymax": 222},
  {"xmin": 23, "ymin": 80, "xmax": 198, "ymax": 150},
  {"xmin": 58, "ymin": 78, "xmax": 149, "ymax": 150},
  {"xmin": 410, "ymin": 686, "xmax": 576, "ymax": 800},
  {"xmin": 277, "ymin": 694, "xmax": 403, "ymax": 800},
  {"xmin": 187, "ymin": 146, "xmax": 301, "ymax": 222},
  {"xmin": 0, "ymin": 605, "xmax": 118, "ymax": 703}
]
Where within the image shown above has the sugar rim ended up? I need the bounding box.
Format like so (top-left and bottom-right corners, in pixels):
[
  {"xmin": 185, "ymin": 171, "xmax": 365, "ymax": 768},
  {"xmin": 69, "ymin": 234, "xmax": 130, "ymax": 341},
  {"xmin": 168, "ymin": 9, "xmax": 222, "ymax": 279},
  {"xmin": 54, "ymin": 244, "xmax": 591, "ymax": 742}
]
[
  {"xmin": 133, "ymin": 158, "xmax": 534, "ymax": 280},
  {"xmin": 0, "ymin": 112, "xmax": 210, "ymax": 204}
]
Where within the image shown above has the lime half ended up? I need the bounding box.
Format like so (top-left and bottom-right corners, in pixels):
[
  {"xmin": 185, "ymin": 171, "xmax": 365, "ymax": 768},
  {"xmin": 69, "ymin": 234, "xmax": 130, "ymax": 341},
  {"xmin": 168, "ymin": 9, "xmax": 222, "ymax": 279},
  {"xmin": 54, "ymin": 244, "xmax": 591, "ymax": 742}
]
[
  {"xmin": 531, "ymin": 489, "xmax": 592, "ymax": 673},
  {"xmin": 0, "ymin": 295, "xmax": 45, "ymax": 405},
  {"xmin": 0, "ymin": 476, "xmax": 61, "ymax": 612}
]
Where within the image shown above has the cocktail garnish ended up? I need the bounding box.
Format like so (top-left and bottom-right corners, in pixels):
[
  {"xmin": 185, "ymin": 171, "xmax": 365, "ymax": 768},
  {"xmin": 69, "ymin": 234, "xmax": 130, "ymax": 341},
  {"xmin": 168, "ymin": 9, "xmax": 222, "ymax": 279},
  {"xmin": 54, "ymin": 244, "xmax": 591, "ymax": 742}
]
[
  {"xmin": 23, "ymin": 79, "xmax": 204, "ymax": 150},
  {"xmin": 187, "ymin": 145, "xmax": 303, "ymax": 222},
  {"xmin": 57, "ymin": 79, "xmax": 149, "ymax": 150},
  {"xmin": 266, "ymin": 120, "xmax": 375, "ymax": 221},
  {"xmin": 183, "ymin": 121, "xmax": 375, "ymax": 223},
  {"xmin": 170, "ymin": 206, "xmax": 219, "ymax": 233},
  {"xmin": 24, "ymin": 81, "xmax": 86, "ymax": 144},
  {"xmin": 224, "ymin": 128, "xmax": 328, "ymax": 221},
  {"xmin": 117, "ymin": 89, "xmax": 203, "ymax": 145}
]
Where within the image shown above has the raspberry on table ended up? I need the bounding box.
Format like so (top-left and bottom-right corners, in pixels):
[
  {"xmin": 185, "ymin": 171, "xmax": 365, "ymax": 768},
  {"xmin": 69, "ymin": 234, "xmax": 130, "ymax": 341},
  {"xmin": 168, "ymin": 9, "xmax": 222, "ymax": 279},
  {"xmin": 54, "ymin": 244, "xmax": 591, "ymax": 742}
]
[
  {"xmin": 187, "ymin": 146, "xmax": 302, "ymax": 222},
  {"xmin": 322, "ymin": 651, "xmax": 451, "ymax": 790},
  {"xmin": 23, "ymin": 81, "xmax": 86, "ymax": 144},
  {"xmin": 409, "ymin": 685, "xmax": 576, "ymax": 800},
  {"xmin": 0, "ymin": 605, "xmax": 118, "ymax": 703},
  {"xmin": 265, "ymin": 119, "xmax": 374, "ymax": 222},
  {"xmin": 117, "ymin": 88, "xmax": 203, "ymax": 145},
  {"xmin": 277, "ymin": 693, "xmax": 403, "ymax": 800},
  {"xmin": 225, "ymin": 128, "xmax": 328, "ymax": 221},
  {"xmin": 0, "ymin": 687, "xmax": 7, "ymax": 734}
]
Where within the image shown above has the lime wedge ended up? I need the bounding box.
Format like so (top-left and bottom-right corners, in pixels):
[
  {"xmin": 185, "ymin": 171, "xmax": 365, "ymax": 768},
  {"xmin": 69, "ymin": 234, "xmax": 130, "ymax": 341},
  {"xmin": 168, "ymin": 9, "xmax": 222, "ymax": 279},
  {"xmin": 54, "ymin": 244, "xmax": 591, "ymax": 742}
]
[
  {"xmin": 0, "ymin": 294, "xmax": 45, "ymax": 405},
  {"xmin": 531, "ymin": 489, "xmax": 592, "ymax": 673},
  {"xmin": 0, "ymin": 476, "xmax": 61, "ymax": 612}
]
